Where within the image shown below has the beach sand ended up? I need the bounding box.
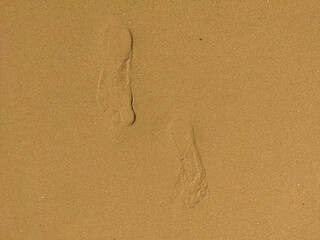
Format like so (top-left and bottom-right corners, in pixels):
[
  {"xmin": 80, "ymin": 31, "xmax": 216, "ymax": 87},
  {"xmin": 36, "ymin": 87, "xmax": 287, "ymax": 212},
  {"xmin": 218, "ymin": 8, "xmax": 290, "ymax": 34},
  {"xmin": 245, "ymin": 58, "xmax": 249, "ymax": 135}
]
[{"xmin": 1, "ymin": 1, "xmax": 320, "ymax": 239}]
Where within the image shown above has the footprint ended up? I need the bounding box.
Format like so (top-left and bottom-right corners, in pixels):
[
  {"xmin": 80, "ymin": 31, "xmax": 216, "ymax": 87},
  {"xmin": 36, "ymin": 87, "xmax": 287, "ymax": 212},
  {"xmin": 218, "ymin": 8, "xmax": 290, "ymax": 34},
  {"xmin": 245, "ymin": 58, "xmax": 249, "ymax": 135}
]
[
  {"xmin": 96, "ymin": 18, "xmax": 135, "ymax": 126},
  {"xmin": 169, "ymin": 119, "xmax": 208, "ymax": 208}
]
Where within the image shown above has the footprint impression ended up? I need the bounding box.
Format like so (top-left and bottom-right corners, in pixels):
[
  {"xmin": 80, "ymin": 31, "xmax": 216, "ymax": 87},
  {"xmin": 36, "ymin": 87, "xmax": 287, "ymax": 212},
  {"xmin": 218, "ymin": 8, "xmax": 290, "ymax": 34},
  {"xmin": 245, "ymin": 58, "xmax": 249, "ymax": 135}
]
[
  {"xmin": 169, "ymin": 119, "xmax": 208, "ymax": 208},
  {"xmin": 96, "ymin": 18, "xmax": 135, "ymax": 126}
]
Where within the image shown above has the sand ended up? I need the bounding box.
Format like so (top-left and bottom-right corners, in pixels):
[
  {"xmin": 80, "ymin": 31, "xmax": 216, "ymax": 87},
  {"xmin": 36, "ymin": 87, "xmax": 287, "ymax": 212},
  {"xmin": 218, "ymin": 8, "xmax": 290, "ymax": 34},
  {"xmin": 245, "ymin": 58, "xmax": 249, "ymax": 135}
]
[{"xmin": 1, "ymin": 1, "xmax": 320, "ymax": 239}]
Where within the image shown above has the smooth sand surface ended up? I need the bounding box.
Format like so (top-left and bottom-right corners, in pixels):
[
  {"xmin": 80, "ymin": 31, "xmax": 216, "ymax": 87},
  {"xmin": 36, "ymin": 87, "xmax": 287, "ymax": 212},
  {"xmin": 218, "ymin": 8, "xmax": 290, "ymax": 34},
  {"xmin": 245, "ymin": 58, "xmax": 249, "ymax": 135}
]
[{"xmin": 1, "ymin": 1, "xmax": 320, "ymax": 239}]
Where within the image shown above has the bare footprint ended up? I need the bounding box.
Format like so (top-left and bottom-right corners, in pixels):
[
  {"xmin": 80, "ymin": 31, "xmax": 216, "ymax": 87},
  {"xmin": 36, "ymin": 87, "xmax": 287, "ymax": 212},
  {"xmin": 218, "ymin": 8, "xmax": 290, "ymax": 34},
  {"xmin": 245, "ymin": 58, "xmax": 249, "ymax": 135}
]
[
  {"xmin": 96, "ymin": 17, "xmax": 135, "ymax": 126},
  {"xmin": 169, "ymin": 119, "xmax": 208, "ymax": 208}
]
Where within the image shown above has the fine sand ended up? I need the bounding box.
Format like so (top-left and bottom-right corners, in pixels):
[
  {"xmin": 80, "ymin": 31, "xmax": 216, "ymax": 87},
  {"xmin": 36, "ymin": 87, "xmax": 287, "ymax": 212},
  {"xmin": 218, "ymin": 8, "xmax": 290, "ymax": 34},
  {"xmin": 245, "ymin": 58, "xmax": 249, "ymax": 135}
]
[{"xmin": 1, "ymin": 1, "xmax": 320, "ymax": 239}]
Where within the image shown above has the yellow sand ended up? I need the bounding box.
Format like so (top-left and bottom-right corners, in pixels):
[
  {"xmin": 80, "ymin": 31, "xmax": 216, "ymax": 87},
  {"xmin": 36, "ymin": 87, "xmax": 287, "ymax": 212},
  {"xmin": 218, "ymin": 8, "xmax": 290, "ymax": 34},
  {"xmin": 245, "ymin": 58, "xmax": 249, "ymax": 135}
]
[{"xmin": 1, "ymin": 1, "xmax": 319, "ymax": 239}]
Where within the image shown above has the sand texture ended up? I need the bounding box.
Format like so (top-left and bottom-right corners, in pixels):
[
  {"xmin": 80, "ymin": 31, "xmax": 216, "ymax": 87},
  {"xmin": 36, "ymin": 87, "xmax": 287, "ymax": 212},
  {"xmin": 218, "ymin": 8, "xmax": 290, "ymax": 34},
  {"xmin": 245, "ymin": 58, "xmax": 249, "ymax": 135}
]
[{"xmin": 1, "ymin": 1, "xmax": 320, "ymax": 239}]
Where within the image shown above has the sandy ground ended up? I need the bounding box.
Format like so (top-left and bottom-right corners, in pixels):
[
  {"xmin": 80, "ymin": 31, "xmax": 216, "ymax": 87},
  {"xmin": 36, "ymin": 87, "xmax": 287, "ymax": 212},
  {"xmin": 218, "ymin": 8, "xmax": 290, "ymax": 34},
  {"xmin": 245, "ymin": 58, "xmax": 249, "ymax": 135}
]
[{"xmin": 1, "ymin": 1, "xmax": 320, "ymax": 239}]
